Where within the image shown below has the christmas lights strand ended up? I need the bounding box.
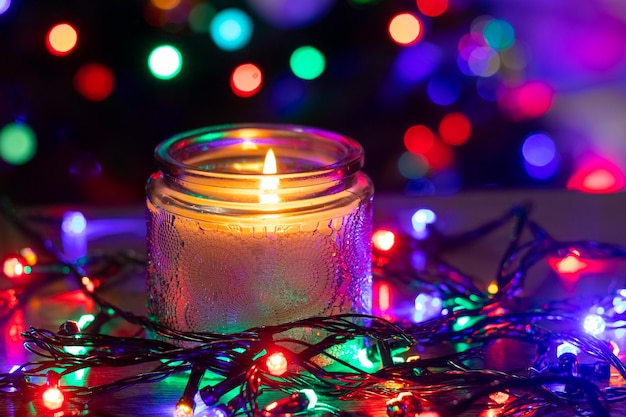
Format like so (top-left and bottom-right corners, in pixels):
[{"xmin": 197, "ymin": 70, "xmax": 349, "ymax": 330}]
[{"xmin": 2, "ymin": 199, "xmax": 626, "ymax": 416}]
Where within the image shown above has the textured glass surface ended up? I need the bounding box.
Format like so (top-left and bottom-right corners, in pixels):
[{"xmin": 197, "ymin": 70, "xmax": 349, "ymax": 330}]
[{"xmin": 146, "ymin": 198, "xmax": 373, "ymax": 333}]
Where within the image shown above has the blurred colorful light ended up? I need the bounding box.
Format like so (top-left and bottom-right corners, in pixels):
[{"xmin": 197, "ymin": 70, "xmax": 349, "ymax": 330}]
[
  {"xmin": 411, "ymin": 208, "xmax": 436, "ymax": 239},
  {"xmin": 555, "ymin": 253, "xmax": 587, "ymax": 274},
  {"xmin": 583, "ymin": 314, "xmax": 606, "ymax": 336},
  {"xmin": 62, "ymin": 211, "xmax": 87, "ymax": 235},
  {"xmin": 0, "ymin": 0, "xmax": 10, "ymax": 15},
  {"xmin": 210, "ymin": 8, "xmax": 253, "ymax": 51},
  {"xmin": 426, "ymin": 74, "xmax": 460, "ymax": 106},
  {"xmin": 467, "ymin": 47, "xmax": 500, "ymax": 77},
  {"xmin": 398, "ymin": 151, "xmax": 429, "ymax": 179},
  {"xmin": 74, "ymin": 63, "xmax": 115, "ymax": 101},
  {"xmin": 395, "ymin": 42, "xmax": 441, "ymax": 85},
  {"xmin": 2, "ymin": 256, "xmax": 25, "ymax": 279},
  {"xmin": 423, "ymin": 140, "xmax": 453, "ymax": 170},
  {"xmin": 414, "ymin": 293, "xmax": 442, "ymax": 322},
  {"xmin": 389, "ymin": 13, "xmax": 422, "ymax": 46},
  {"xmin": 522, "ymin": 133, "xmax": 556, "ymax": 167},
  {"xmin": 247, "ymin": 0, "xmax": 334, "ymax": 29},
  {"xmin": 416, "ymin": 0, "xmax": 448, "ymax": 17},
  {"xmin": 372, "ymin": 230, "xmax": 395, "ymax": 251},
  {"xmin": 150, "ymin": 0, "xmax": 180, "ymax": 10},
  {"xmin": 483, "ymin": 19, "xmax": 515, "ymax": 50},
  {"xmin": 475, "ymin": 77, "xmax": 501, "ymax": 101},
  {"xmin": 148, "ymin": 45, "xmax": 182, "ymax": 79},
  {"xmin": 557, "ymin": 342, "xmax": 580, "ymax": 358},
  {"xmin": 270, "ymin": 75, "xmax": 307, "ymax": 115},
  {"xmin": 188, "ymin": 3, "xmax": 215, "ymax": 33},
  {"xmin": 231, "ymin": 63, "xmax": 262, "ymax": 97},
  {"xmin": 567, "ymin": 160, "xmax": 626, "ymax": 194},
  {"xmin": 457, "ymin": 33, "xmax": 486, "ymax": 61},
  {"xmin": 378, "ymin": 282, "xmax": 391, "ymax": 311},
  {"xmin": 0, "ymin": 122, "xmax": 37, "ymax": 165},
  {"xmin": 46, "ymin": 23, "xmax": 78, "ymax": 56},
  {"xmin": 439, "ymin": 113, "xmax": 471, "ymax": 146},
  {"xmin": 500, "ymin": 81, "xmax": 553, "ymax": 120},
  {"xmin": 290, "ymin": 46, "xmax": 325, "ymax": 80},
  {"xmin": 412, "ymin": 208, "xmax": 436, "ymax": 225},
  {"xmin": 404, "ymin": 125, "xmax": 434, "ymax": 154},
  {"xmin": 19, "ymin": 248, "xmax": 37, "ymax": 266},
  {"xmin": 524, "ymin": 158, "xmax": 559, "ymax": 181}
]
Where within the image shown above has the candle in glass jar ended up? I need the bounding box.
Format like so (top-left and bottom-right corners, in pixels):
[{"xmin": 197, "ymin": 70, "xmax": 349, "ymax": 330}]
[{"xmin": 146, "ymin": 125, "xmax": 374, "ymax": 334}]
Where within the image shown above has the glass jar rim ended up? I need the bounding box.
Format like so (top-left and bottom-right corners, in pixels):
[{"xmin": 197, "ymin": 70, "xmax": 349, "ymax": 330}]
[{"xmin": 154, "ymin": 123, "xmax": 364, "ymax": 182}]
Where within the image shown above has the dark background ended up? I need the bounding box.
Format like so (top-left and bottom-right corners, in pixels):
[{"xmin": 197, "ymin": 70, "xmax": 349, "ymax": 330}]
[{"xmin": 1, "ymin": 0, "xmax": 625, "ymax": 204}]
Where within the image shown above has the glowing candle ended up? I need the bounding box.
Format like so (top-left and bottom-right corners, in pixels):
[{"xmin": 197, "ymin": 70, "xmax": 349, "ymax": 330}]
[{"xmin": 146, "ymin": 124, "xmax": 374, "ymax": 333}]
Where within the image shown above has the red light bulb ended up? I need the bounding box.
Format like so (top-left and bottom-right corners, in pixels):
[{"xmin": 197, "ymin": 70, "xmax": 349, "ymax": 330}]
[
  {"xmin": 2, "ymin": 256, "xmax": 25, "ymax": 278},
  {"xmin": 42, "ymin": 386, "xmax": 64, "ymax": 410},
  {"xmin": 266, "ymin": 351, "xmax": 288, "ymax": 376}
]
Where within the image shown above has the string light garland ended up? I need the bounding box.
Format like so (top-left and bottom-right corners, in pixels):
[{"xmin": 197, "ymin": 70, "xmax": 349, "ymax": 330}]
[{"xmin": 1, "ymin": 198, "xmax": 626, "ymax": 416}]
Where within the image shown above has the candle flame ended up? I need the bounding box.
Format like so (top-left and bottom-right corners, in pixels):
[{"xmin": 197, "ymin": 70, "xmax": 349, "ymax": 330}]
[
  {"xmin": 263, "ymin": 149, "xmax": 277, "ymax": 174},
  {"xmin": 260, "ymin": 149, "xmax": 279, "ymax": 204}
]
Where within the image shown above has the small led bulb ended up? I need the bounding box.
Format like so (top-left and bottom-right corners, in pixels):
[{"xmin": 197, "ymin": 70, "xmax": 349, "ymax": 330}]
[
  {"xmin": 58, "ymin": 320, "xmax": 81, "ymax": 336},
  {"xmin": 2, "ymin": 256, "xmax": 26, "ymax": 278},
  {"xmin": 372, "ymin": 230, "xmax": 395, "ymax": 251},
  {"xmin": 266, "ymin": 351, "xmax": 288, "ymax": 376},
  {"xmin": 175, "ymin": 401, "xmax": 194, "ymax": 417},
  {"xmin": 42, "ymin": 386, "xmax": 65, "ymax": 410},
  {"xmin": 583, "ymin": 314, "xmax": 606, "ymax": 336},
  {"xmin": 19, "ymin": 247, "xmax": 38, "ymax": 266},
  {"xmin": 42, "ymin": 371, "xmax": 64, "ymax": 411},
  {"xmin": 62, "ymin": 211, "xmax": 87, "ymax": 235}
]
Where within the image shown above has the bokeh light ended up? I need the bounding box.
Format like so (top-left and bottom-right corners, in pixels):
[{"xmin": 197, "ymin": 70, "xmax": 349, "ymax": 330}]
[
  {"xmin": 62, "ymin": 211, "xmax": 87, "ymax": 235},
  {"xmin": 247, "ymin": 0, "xmax": 335, "ymax": 29},
  {"xmin": 423, "ymin": 140, "xmax": 453, "ymax": 170},
  {"xmin": 209, "ymin": 8, "xmax": 253, "ymax": 51},
  {"xmin": 0, "ymin": 0, "xmax": 10, "ymax": 15},
  {"xmin": 148, "ymin": 45, "xmax": 182, "ymax": 80},
  {"xmin": 389, "ymin": 13, "xmax": 422, "ymax": 46},
  {"xmin": 74, "ymin": 63, "xmax": 115, "ymax": 101},
  {"xmin": 404, "ymin": 125, "xmax": 434, "ymax": 154},
  {"xmin": 521, "ymin": 133, "xmax": 556, "ymax": 167},
  {"xmin": 398, "ymin": 151, "xmax": 429, "ymax": 178},
  {"xmin": 414, "ymin": 293, "xmax": 442, "ymax": 323},
  {"xmin": 499, "ymin": 81, "xmax": 554, "ymax": 119},
  {"xmin": 583, "ymin": 314, "xmax": 606, "ymax": 336},
  {"xmin": 0, "ymin": 122, "xmax": 37, "ymax": 165},
  {"xmin": 426, "ymin": 74, "xmax": 461, "ymax": 106},
  {"xmin": 231, "ymin": 63, "xmax": 262, "ymax": 97},
  {"xmin": 150, "ymin": 0, "xmax": 180, "ymax": 10},
  {"xmin": 394, "ymin": 42, "xmax": 441, "ymax": 85},
  {"xmin": 2, "ymin": 256, "xmax": 25, "ymax": 279},
  {"xmin": 475, "ymin": 76, "xmax": 501, "ymax": 101},
  {"xmin": 467, "ymin": 47, "xmax": 500, "ymax": 77},
  {"xmin": 483, "ymin": 19, "xmax": 515, "ymax": 50},
  {"xmin": 270, "ymin": 75, "xmax": 307, "ymax": 115},
  {"xmin": 416, "ymin": 0, "xmax": 448, "ymax": 17},
  {"xmin": 411, "ymin": 208, "xmax": 436, "ymax": 238},
  {"xmin": 188, "ymin": 3, "xmax": 215, "ymax": 33},
  {"xmin": 372, "ymin": 230, "xmax": 395, "ymax": 251},
  {"xmin": 46, "ymin": 23, "xmax": 78, "ymax": 56},
  {"xmin": 290, "ymin": 46, "xmax": 325, "ymax": 80},
  {"xmin": 524, "ymin": 158, "xmax": 559, "ymax": 181},
  {"xmin": 438, "ymin": 113, "xmax": 471, "ymax": 146},
  {"xmin": 567, "ymin": 160, "xmax": 626, "ymax": 194}
]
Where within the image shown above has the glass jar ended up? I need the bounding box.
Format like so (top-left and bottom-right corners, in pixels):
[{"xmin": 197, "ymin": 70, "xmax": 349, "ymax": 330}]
[{"xmin": 146, "ymin": 124, "xmax": 374, "ymax": 333}]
